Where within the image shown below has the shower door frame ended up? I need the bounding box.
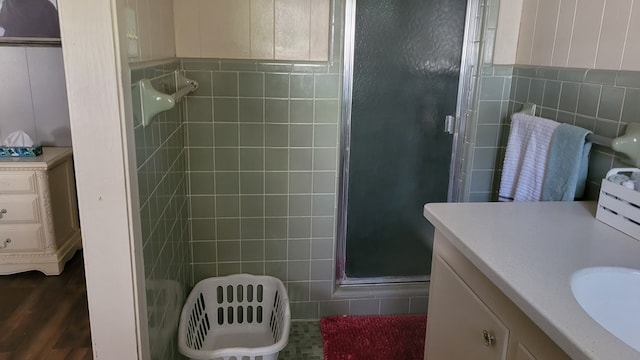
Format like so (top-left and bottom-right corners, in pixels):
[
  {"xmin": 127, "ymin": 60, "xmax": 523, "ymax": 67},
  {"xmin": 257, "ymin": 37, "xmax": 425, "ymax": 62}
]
[{"xmin": 336, "ymin": 0, "xmax": 482, "ymax": 285}]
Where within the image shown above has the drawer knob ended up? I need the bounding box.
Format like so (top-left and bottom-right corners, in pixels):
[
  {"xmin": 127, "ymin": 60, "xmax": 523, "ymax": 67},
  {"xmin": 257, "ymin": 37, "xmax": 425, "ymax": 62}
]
[
  {"xmin": 482, "ymin": 330, "xmax": 496, "ymax": 347},
  {"xmin": 0, "ymin": 208, "xmax": 6, "ymax": 219},
  {"xmin": 0, "ymin": 238, "xmax": 11, "ymax": 249}
]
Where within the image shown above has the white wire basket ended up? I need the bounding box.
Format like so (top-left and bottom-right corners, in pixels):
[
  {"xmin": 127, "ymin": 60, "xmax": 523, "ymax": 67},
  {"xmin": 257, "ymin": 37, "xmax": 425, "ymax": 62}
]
[
  {"xmin": 596, "ymin": 168, "xmax": 640, "ymax": 240},
  {"xmin": 178, "ymin": 274, "xmax": 291, "ymax": 360}
]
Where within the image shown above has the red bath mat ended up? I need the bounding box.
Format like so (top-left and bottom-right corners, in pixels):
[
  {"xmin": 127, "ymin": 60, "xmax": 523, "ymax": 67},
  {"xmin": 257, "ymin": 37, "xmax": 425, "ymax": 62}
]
[{"xmin": 320, "ymin": 315, "xmax": 427, "ymax": 360}]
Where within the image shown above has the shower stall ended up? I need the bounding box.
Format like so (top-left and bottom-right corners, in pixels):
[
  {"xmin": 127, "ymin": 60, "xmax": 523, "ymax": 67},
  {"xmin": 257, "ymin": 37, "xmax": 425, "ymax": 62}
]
[{"xmin": 337, "ymin": 0, "xmax": 479, "ymax": 285}]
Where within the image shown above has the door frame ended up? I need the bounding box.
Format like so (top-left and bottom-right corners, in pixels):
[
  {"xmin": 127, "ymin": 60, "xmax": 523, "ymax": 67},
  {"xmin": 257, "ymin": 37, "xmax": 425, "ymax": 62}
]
[
  {"xmin": 58, "ymin": 0, "xmax": 149, "ymax": 358},
  {"xmin": 336, "ymin": 0, "xmax": 482, "ymax": 286}
]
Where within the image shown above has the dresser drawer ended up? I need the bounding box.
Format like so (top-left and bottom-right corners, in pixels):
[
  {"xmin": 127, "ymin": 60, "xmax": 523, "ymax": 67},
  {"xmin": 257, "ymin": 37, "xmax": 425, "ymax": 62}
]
[
  {"xmin": 0, "ymin": 225, "xmax": 43, "ymax": 252},
  {"xmin": 0, "ymin": 195, "xmax": 40, "ymax": 223},
  {"xmin": 0, "ymin": 172, "xmax": 37, "ymax": 194}
]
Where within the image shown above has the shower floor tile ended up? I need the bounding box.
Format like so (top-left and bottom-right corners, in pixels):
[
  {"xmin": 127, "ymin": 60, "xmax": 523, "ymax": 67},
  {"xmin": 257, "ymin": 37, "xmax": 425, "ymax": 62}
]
[{"xmin": 279, "ymin": 320, "xmax": 324, "ymax": 359}]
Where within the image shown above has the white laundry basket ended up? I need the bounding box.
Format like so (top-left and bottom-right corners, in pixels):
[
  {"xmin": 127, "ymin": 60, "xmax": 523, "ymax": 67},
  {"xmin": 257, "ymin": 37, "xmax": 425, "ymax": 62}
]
[{"xmin": 178, "ymin": 274, "xmax": 291, "ymax": 360}]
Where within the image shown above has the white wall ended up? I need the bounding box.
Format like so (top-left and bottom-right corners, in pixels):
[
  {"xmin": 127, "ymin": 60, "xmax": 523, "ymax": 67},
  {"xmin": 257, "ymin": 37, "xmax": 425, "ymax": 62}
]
[
  {"xmin": 0, "ymin": 0, "xmax": 175, "ymax": 149},
  {"xmin": 0, "ymin": 46, "xmax": 71, "ymax": 146},
  {"xmin": 0, "ymin": 0, "xmax": 176, "ymax": 151},
  {"xmin": 125, "ymin": 0, "xmax": 175, "ymax": 61},
  {"xmin": 495, "ymin": 0, "xmax": 640, "ymax": 71}
]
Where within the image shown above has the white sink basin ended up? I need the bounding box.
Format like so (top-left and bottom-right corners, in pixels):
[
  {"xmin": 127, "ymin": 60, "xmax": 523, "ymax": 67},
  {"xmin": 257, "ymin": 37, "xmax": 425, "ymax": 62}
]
[{"xmin": 571, "ymin": 267, "xmax": 640, "ymax": 352}]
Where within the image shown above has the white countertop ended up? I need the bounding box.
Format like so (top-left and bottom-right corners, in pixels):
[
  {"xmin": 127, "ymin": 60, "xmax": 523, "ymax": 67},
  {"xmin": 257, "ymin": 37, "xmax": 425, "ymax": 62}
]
[{"xmin": 423, "ymin": 201, "xmax": 640, "ymax": 360}]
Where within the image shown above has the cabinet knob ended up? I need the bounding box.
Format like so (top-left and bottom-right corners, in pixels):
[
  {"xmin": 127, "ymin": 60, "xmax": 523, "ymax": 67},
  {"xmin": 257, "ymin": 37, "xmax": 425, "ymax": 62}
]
[
  {"xmin": 0, "ymin": 238, "xmax": 11, "ymax": 249},
  {"xmin": 0, "ymin": 208, "xmax": 6, "ymax": 219},
  {"xmin": 482, "ymin": 330, "xmax": 496, "ymax": 347}
]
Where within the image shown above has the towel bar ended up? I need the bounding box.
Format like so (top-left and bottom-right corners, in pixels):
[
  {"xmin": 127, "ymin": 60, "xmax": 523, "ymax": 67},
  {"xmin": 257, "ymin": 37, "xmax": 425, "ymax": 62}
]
[
  {"xmin": 518, "ymin": 103, "xmax": 640, "ymax": 167},
  {"xmin": 137, "ymin": 71, "xmax": 199, "ymax": 127},
  {"xmin": 585, "ymin": 133, "xmax": 612, "ymax": 147}
]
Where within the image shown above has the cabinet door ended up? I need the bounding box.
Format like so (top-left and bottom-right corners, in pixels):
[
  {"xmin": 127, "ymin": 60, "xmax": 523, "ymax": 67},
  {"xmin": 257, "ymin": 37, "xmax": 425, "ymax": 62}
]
[
  {"xmin": 514, "ymin": 343, "xmax": 536, "ymax": 360},
  {"xmin": 425, "ymin": 254, "xmax": 509, "ymax": 360},
  {"xmin": 0, "ymin": 195, "xmax": 40, "ymax": 223},
  {"xmin": 0, "ymin": 172, "xmax": 37, "ymax": 194},
  {"xmin": 0, "ymin": 225, "xmax": 44, "ymax": 252},
  {"xmin": 509, "ymin": 325, "xmax": 570, "ymax": 360}
]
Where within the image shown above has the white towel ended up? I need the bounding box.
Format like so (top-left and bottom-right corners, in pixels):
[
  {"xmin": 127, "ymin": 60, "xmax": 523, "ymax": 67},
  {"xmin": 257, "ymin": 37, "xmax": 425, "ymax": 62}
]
[{"xmin": 498, "ymin": 113, "xmax": 560, "ymax": 201}]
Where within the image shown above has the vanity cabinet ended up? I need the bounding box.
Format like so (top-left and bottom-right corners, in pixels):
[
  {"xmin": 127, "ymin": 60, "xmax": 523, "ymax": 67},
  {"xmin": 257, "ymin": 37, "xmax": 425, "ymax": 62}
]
[
  {"xmin": 174, "ymin": 0, "xmax": 330, "ymax": 61},
  {"xmin": 0, "ymin": 147, "xmax": 81, "ymax": 275},
  {"xmin": 425, "ymin": 230, "xmax": 569, "ymax": 360}
]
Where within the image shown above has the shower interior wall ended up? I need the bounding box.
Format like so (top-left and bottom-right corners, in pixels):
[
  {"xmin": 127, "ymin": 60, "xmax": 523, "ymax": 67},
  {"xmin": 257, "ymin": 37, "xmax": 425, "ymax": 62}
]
[
  {"xmin": 181, "ymin": 0, "xmax": 432, "ymax": 319},
  {"xmin": 131, "ymin": 60, "xmax": 191, "ymax": 360},
  {"xmin": 129, "ymin": 0, "xmax": 431, "ymax": 326}
]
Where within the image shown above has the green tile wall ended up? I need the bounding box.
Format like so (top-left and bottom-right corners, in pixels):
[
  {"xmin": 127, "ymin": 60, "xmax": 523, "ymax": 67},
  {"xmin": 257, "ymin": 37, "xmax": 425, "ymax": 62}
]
[
  {"xmin": 131, "ymin": 60, "xmax": 191, "ymax": 360},
  {"xmin": 467, "ymin": 65, "xmax": 513, "ymax": 202},
  {"xmin": 468, "ymin": 65, "xmax": 640, "ymax": 201},
  {"xmin": 183, "ymin": 0, "xmax": 428, "ymax": 320},
  {"xmin": 184, "ymin": 57, "xmax": 346, "ymax": 319},
  {"xmin": 509, "ymin": 66, "xmax": 640, "ymax": 200}
]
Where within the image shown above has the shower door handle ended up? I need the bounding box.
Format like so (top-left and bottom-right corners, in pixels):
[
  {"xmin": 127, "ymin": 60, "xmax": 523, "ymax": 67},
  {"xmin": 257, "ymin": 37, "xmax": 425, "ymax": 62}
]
[{"xmin": 444, "ymin": 115, "xmax": 455, "ymax": 135}]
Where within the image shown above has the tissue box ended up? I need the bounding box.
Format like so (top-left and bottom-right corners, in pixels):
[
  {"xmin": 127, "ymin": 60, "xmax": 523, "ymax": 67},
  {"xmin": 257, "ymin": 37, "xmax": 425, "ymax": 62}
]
[{"xmin": 0, "ymin": 146, "xmax": 43, "ymax": 157}]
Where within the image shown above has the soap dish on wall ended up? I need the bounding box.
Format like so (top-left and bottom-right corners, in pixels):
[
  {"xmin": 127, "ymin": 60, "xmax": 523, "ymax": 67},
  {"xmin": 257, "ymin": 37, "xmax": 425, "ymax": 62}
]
[{"xmin": 0, "ymin": 146, "xmax": 43, "ymax": 157}]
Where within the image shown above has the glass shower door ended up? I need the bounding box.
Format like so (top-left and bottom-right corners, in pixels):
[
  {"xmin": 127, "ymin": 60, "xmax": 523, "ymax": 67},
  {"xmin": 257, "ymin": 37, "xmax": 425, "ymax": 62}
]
[{"xmin": 340, "ymin": 0, "xmax": 468, "ymax": 282}]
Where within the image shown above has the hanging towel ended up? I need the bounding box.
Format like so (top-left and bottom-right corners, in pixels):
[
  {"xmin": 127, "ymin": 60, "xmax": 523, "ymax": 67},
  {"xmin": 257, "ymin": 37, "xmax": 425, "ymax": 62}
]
[
  {"xmin": 498, "ymin": 113, "xmax": 560, "ymax": 201},
  {"xmin": 541, "ymin": 124, "xmax": 592, "ymax": 201}
]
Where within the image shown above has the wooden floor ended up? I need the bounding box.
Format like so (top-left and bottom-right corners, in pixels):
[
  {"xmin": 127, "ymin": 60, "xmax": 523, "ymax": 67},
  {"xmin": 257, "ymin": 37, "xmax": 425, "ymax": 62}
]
[{"xmin": 0, "ymin": 251, "xmax": 92, "ymax": 360}]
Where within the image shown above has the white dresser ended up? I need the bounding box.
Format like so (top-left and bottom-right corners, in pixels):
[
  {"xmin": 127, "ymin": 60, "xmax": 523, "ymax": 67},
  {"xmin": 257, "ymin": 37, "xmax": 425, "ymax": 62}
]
[{"xmin": 0, "ymin": 147, "xmax": 82, "ymax": 275}]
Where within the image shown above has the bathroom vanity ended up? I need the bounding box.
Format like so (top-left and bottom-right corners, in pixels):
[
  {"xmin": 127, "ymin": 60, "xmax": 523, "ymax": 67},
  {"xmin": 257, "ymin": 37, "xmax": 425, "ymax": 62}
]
[
  {"xmin": 0, "ymin": 147, "xmax": 81, "ymax": 275},
  {"xmin": 423, "ymin": 201, "xmax": 640, "ymax": 360}
]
